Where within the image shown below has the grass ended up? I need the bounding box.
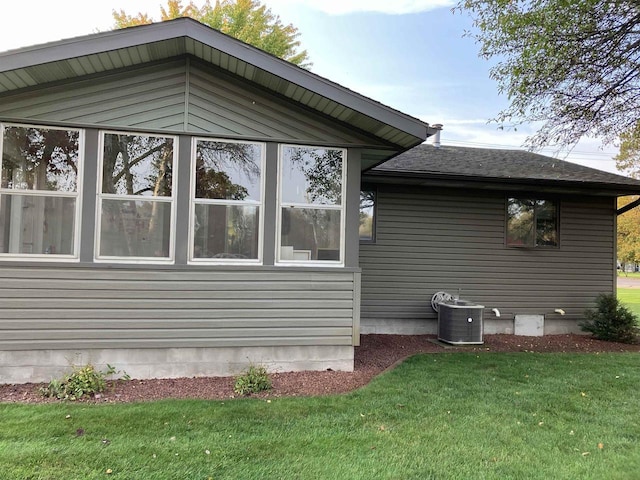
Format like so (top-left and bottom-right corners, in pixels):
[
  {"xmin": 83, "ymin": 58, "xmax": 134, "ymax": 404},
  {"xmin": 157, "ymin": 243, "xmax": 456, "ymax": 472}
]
[
  {"xmin": 618, "ymin": 287, "xmax": 640, "ymax": 318},
  {"xmin": 617, "ymin": 271, "xmax": 640, "ymax": 279},
  {"xmin": 2, "ymin": 353, "xmax": 639, "ymax": 479}
]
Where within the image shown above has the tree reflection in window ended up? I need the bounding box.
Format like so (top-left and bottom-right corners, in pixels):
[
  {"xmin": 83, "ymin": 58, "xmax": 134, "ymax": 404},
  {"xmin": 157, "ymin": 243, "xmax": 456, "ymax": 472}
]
[
  {"xmin": 1, "ymin": 126, "xmax": 79, "ymax": 192},
  {"xmin": 101, "ymin": 133, "xmax": 173, "ymax": 197},
  {"xmin": 359, "ymin": 190, "xmax": 376, "ymax": 242},
  {"xmin": 281, "ymin": 146, "xmax": 342, "ymax": 205},
  {"xmin": 279, "ymin": 146, "xmax": 344, "ymax": 262},
  {"xmin": 0, "ymin": 124, "xmax": 80, "ymax": 256},
  {"xmin": 192, "ymin": 140, "xmax": 263, "ymax": 261},
  {"xmin": 507, "ymin": 198, "xmax": 558, "ymax": 247},
  {"xmin": 98, "ymin": 133, "xmax": 175, "ymax": 260}
]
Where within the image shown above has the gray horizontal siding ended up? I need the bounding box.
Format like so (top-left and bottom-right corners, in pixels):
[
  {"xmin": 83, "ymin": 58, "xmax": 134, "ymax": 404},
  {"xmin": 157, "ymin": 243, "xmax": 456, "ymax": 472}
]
[
  {"xmin": 0, "ymin": 62, "xmax": 188, "ymax": 131},
  {"xmin": 0, "ymin": 267, "xmax": 356, "ymax": 351},
  {"xmin": 0, "ymin": 58, "xmax": 385, "ymax": 147},
  {"xmin": 360, "ymin": 186, "xmax": 615, "ymax": 329},
  {"xmin": 186, "ymin": 62, "xmax": 376, "ymax": 144}
]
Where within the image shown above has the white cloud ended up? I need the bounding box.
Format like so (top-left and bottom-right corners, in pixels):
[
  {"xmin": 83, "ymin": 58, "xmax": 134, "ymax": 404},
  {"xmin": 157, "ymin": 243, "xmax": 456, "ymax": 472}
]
[
  {"xmin": 267, "ymin": 0, "xmax": 454, "ymax": 15},
  {"xmin": 440, "ymin": 118, "xmax": 493, "ymax": 126},
  {"xmin": 0, "ymin": 0, "xmax": 166, "ymax": 51},
  {"xmin": 418, "ymin": 118, "xmax": 620, "ymax": 173},
  {"xmin": 435, "ymin": 121, "xmax": 529, "ymax": 148}
]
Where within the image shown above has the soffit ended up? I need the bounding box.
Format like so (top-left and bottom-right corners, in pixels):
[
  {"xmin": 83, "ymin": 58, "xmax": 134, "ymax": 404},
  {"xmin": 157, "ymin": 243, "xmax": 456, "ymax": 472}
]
[{"xmin": 0, "ymin": 18, "xmax": 431, "ymax": 159}]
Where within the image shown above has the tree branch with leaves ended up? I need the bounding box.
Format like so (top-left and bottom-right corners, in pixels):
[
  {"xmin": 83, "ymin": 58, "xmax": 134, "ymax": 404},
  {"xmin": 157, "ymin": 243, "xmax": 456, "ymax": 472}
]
[
  {"xmin": 113, "ymin": 0, "xmax": 310, "ymax": 67},
  {"xmin": 617, "ymin": 196, "xmax": 640, "ymax": 271},
  {"xmin": 458, "ymin": 0, "xmax": 640, "ymax": 151}
]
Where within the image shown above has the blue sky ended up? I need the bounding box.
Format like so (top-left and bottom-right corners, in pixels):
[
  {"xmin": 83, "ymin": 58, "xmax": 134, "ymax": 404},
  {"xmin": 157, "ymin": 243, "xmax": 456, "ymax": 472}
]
[{"xmin": 0, "ymin": 0, "xmax": 621, "ymax": 173}]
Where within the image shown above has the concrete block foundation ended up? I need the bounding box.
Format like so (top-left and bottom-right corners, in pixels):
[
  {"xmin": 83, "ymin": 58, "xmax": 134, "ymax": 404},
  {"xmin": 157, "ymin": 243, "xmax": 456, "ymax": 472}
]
[
  {"xmin": 0, "ymin": 345, "xmax": 354, "ymax": 384},
  {"xmin": 361, "ymin": 316, "xmax": 582, "ymax": 336}
]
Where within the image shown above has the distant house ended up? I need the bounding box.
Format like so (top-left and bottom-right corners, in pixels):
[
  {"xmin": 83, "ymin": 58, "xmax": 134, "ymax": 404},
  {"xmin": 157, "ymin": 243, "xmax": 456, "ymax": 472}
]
[{"xmin": 1, "ymin": 19, "xmax": 639, "ymax": 383}]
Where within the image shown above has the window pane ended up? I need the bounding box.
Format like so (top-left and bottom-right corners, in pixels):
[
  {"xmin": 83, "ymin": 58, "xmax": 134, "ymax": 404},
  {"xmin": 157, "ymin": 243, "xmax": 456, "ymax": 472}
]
[
  {"xmin": 280, "ymin": 208, "xmax": 341, "ymax": 261},
  {"xmin": 359, "ymin": 190, "xmax": 376, "ymax": 241},
  {"xmin": 507, "ymin": 198, "xmax": 534, "ymax": 246},
  {"xmin": 0, "ymin": 194, "xmax": 75, "ymax": 254},
  {"xmin": 193, "ymin": 204, "xmax": 259, "ymax": 259},
  {"xmin": 195, "ymin": 140, "xmax": 262, "ymax": 201},
  {"xmin": 102, "ymin": 133, "xmax": 173, "ymax": 197},
  {"xmin": 99, "ymin": 199, "xmax": 171, "ymax": 258},
  {"xmin": 281, "ymin": 146, "xmax": 343, "ymax": 205},
  {"xmin": 536, "ymin": 200, "xmax": 558, "ymax": 246},
  {"xmin": 2, "ymin": 125, "xmax": 79, "ymax": 192}
]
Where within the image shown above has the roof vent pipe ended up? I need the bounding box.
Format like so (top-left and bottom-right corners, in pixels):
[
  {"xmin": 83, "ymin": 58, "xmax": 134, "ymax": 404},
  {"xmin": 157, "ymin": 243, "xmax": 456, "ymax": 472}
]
[{"xmin": 432, "ymin": 124, "xmax": 443, "ymax": 148}]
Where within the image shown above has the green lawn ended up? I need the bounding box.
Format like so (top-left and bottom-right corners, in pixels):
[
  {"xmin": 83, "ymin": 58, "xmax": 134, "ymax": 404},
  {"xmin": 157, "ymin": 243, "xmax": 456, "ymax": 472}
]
[
  {"xmin": 617, "ymin": 271, "xmax": 640, "ymax": 279},
  {"xmin": 618, "ymin": 287, "xmax": 640, "ymax": 317},
  {"xmin": 2, "ymin": 353, "xmax": 639, "ymax": 479}
]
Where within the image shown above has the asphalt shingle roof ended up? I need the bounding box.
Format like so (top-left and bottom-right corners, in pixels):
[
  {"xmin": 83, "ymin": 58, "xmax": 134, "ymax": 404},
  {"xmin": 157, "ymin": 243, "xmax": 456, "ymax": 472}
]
[{"xmin": 371, "ymin": 144, "xmax": 640, "ymax": 193}]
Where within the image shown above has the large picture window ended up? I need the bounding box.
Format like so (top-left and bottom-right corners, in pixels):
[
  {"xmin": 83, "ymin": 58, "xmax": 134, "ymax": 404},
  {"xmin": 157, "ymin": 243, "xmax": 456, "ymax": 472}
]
[
  {"xmin": 507, "ymin": 198, "xmax": 558, "ymax": 247},
  {"xmin": 96, "ymin": 131, "xmax": 176, "ymax": 262},
  {"xmin": 0, "ymin": 123, "xmax": 82, "ymax": 259},
  {"xmin": 278, "ymin": 145, "xmax": 345, "ymax": 264},
  {"xmin": 190, "ymin": 139, "xmax": 264, "ymax": 262}
]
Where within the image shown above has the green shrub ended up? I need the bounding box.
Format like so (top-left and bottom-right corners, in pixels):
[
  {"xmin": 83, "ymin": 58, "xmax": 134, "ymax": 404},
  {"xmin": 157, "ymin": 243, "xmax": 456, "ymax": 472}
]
[
  {"xmin": 580, "ymin": 293, "xmax": 639, "ymax": 343},
  {"xmin": 40, "ymin": 364, "xmax": 128, "ymax": 401},
  {"xmin": 233, "ymin": 364, "xmax": 272, "ymax": 396}
]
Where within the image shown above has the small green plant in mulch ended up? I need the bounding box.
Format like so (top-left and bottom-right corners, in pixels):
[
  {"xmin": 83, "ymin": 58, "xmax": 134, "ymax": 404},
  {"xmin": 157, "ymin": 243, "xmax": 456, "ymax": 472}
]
[
  {"xmin": 233, "ymin": 364, "xmax": 272, "ymax": 396},
  {"xmin": 40, "ymin": 364, "xmax": 129, "ymax": 401},
  {"xmin": 581, "ymin": 293, "xmax": 640, "ymax": 344}
]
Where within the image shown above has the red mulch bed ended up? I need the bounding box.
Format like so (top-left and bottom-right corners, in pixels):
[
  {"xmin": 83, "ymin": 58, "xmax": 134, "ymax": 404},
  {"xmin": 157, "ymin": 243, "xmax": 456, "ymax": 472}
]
[{"xmin": 1, "ymin": 334, "xmax": 638, "ymax": 404}]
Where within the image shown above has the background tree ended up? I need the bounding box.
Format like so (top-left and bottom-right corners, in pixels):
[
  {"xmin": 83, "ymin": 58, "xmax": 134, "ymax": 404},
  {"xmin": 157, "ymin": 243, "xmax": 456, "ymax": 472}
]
[
  {"xmin": 457, "ymin": 0, "xmax": 640, "ymax": 151},
  {"xmin": 113, "ymin": 0, "xmax": 310, "ymax": 67},
  {"xmin": 617, "ymin": 196, "xmax": 640, "ymax": 272},
  {"xmin": 615, "ymin": 123, "xmax": 640, "ymax": 178}
]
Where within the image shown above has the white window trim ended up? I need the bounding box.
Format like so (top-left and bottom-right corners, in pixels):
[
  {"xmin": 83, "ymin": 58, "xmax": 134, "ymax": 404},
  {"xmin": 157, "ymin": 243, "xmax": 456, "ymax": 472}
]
[
  {"xmin": 94, "ymin": 130, "xmax": 178, "ymax": 264},
  {"xmin": 275, "ymin": 144, "xmax": 347, "ymax": 267},
  {"xmin": 0, "ymin": 122, "xmax": 83, "ymax": 262},
  {"xmin": 188, "ymin": 137, "xmax": 266, "ymax": 265}
]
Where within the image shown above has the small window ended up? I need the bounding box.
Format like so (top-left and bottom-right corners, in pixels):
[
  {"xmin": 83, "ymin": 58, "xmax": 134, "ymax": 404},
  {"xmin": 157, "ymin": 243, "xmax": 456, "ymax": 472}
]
[
  {"xmin": 359, "ymin": 189, "xmax": 376, "ymax": 242},
  {"xmin": 190, "ymin": 139, "xmax": 264, "ymax": 262},
  {"xmin": 0, "ymin": 123, "xmax": 82, "ymax": 259},
  {"xmin": 96, "ymin": 131, "xmax": 177, "ymax": 262},
  {"xmin": 278, "ymin": 145, "xmax": 345, "ymax": 264},
  {"xmin": 507, "ymin": 198, "xmax": 558, "ymax": 247}
]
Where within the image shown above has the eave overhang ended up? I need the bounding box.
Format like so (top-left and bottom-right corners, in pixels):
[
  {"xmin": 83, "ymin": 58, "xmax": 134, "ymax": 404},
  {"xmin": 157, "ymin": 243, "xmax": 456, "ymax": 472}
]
[{"xmin": 0, "ymin": 18, "xmax": 431, "ymax": 167}]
